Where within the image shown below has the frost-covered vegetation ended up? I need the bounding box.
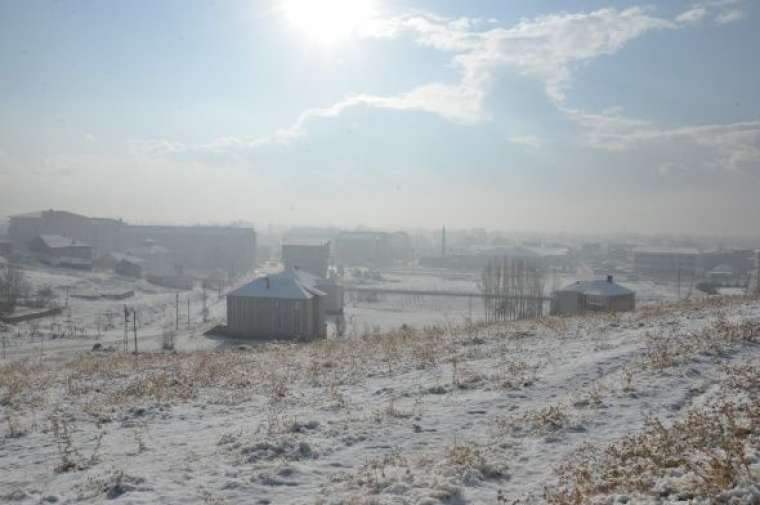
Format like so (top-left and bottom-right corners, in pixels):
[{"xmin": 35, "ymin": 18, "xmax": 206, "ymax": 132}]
[{"xmin": 1, "ymin": 295, "xmax": 760, "ymax": 503}]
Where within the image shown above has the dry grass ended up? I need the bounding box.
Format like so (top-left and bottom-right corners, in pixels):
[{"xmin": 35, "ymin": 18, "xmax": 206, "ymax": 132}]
[
  {"xmin": 442, "ymin": 440, "xmax": 507, "ymax": 482},
  {"xmin": 545, "ymin": 361, "xmax": 760, "ymax": 504},
  {"xmin": 640, "ymin": 318, "xmax": 760, "ymax": 370},
  {"xmin": 496, "ymin": 404, "xmax": 573, "ymax": 437}
]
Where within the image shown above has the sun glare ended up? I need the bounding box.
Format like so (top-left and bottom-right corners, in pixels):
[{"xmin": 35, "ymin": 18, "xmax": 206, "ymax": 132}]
[{"xmin": 282, "ymin": 0, "xmax": 375, "ymax": 46}]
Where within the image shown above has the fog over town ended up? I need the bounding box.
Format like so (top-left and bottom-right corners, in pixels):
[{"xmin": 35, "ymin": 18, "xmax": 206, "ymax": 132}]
[{"xmin": 1, "ymin": 1, "xmax": 760, "ymax": 504}]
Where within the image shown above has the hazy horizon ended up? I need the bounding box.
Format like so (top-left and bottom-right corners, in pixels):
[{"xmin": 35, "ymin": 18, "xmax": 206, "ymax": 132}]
[{"xmin": 2, "ymin": 0, "xmax": 759, "ymax": 236}]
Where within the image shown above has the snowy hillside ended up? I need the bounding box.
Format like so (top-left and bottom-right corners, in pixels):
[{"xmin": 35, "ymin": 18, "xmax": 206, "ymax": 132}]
[{"xmin": 2, "ymin": 296, "xmax": 759, "ymax": 504}]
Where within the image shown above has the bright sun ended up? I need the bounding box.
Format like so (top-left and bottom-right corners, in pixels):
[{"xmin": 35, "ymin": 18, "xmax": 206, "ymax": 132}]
[{"xmin": 282, "ymin": 0, "xmax": 375, "ymax": 46}]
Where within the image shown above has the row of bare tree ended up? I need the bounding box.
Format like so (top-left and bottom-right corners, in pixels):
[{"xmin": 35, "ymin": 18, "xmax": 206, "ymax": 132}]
[{"xmin": 479, "ymin": 257, "xmax": 546, "ymax": 322}]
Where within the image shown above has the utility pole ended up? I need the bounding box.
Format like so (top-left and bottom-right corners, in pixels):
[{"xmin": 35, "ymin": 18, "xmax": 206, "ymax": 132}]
[
  {"xmin": 123, "ymin": 305, "xmax": 129, "ymax": 352},
  {"xmin": 677, "ymin": 260, "xmax": 681, "ymax": 300},
  {"xmin": 186, "ymin": 296, "xmax": 190, "ymax": 328},
  {"xmin": 202, "ymin": 283, "xmax": 208, "ymax": 323},
  {"xmin": 133, "ymin": 310, "xmax": 137, "ymax": 354},
  {"xmin": 175, "ymin": 293, "xmax": 179, "ymax": 331}
]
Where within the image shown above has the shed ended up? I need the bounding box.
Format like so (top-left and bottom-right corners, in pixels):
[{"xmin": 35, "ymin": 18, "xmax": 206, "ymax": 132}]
[
  {"xmin": 551, "ymin": 276, "xmax": 635, "ymax": 315},
  {"xmin": 226, "ymin": 270, "xmax": 326, "ymax": 339}
]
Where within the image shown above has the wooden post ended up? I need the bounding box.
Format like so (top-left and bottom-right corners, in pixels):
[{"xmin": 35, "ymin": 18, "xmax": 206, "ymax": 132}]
[
  {"xmin": 133, "ymin": 310, "xmax": 137, "ymax": 354},
  {"xmin": 175, "ymin": 293, "xmax": 179, "ymax": 330},
  {"xmin": 123, "ymin": 305, "xmax": 129, "ymax": 352}
]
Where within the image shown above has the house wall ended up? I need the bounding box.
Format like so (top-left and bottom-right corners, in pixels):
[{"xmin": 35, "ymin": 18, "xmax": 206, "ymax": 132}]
[
  {"xmin": 551, "ymin": 291, "xmax": 582, "ymax": 315},
  {"xmin": 586, "ymin": 293, "xmax": 635, "ymax": 312},
  {"xmin": 28, "ymin": 237, "xmax": 93, "ymax": 260},
  {"xmin": 227, "ymin": 296, "xmax": 325, "ymax": 339},
  {"xmin": 552, "ymin": 292, "xmax": 634, "ymax": 315}
]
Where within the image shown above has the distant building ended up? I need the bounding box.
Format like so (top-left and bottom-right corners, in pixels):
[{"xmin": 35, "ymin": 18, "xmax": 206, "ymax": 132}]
[
  {"xmin": 226, "ymin": 270, "xmax": 326, "ymax": 339},
  {"xmin": 419, "ymin": 245, "xmax": 570, "ymax": 272},
  {"xmin": 334, "ymin": 231, "xmax": 411, "ymax": 266},
  {"xmin": 10, "ymin": 210, "xmax": 125, "ymax": 255},
  {"xmin": 700, "ymin": 249, "xmax": 755, "ymax": 276},
  {"xmin": 29, "ymin": 234, "xmax": 93, "ymax": 269},
  {"xmin": 115, "ymin": 257, "xmax": 144, "ymax": 278},
  {"xmin": 551, "ymin": 276, "xmax": 635, "ymax": 315},
  {"xmin": 8, "ymin": 209, "xmax": 256, "ymax": 276},
  {"xmin": 95, "ymin": 251, "xmax": 138, "ymax": 270},
  {"xmin": 123, "ymin": 225, "xmax": 255, "ymax": 277},
  {"xmin": 0, "ymin": 239, "xmax": 11, "ymax": 257},
  {"xmin": 282, "ymin": 243, "xmax": 330, "ymax": 278},
  {"xmin": 633, "ymin": 247, "xmax": 699, "ymax": 279}
]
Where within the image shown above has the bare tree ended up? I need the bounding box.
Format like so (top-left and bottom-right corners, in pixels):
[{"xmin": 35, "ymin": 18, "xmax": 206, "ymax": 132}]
[
  {"xmin": 0, "ymin": 265, "xmax": 30, "ymax": 312},
  {"xmin": 480, "ymin": 256, "xmax": 545, "ymax": 322}
]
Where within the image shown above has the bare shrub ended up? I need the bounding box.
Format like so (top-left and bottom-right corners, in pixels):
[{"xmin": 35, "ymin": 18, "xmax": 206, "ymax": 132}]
[
  {"xmin": 492, "ymin": 358, "xmax": 536, "ymax": 389},
  {"xmin": 443, "ymin": 440, "xmax": 506, "ymax": 481},
  {"xmin": 49, "ymin": 410, "xmax": 105, "ymax": 473},
  {"xmin": 546, "ymin": 376, "xmax": 760, "ymax": 503},
  {"xmin": 496, "ymin": 404, "xmax": 572, "ymax": 436}
]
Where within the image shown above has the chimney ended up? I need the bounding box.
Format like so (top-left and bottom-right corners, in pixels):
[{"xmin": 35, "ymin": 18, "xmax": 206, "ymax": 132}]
[
  {"xmin": 441, "ymin": 225, "xmax": 447, "ymax": 257},
  {"xmin": 607, "ymin": 275, "xmax": 613, "ymax": 283},
  {"xmin": 265, "ymin": 276, "xmax": 270, "ymax": 289}
]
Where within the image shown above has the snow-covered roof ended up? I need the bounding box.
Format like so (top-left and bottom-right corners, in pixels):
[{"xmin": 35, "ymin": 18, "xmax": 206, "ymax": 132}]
[
  {"xmin": 558, "ymin": 279, "xmax": 634, "ymax": 297},
  {"xmin": 709, "ymin": 264, "xmax": 736, "ymax": 275},
  {"xmin": 633, "ymin": 246, "xmax": 699, "ymax": 255},
  {"xmin": 227, "ymin": 270, "xmax": 326, "ymax": 300},
  {"xmin": 36, "ymin": 234, "xmax": 91, "ymax": 249},
  {"xmin": 100, "ymin": 252, "xmax": 143, "ymax": 264},
  {"xmin": 523, "ymin": 246, "xmax": 570, "ymax": 257},
  {"xmin": 10, "ymin": 210, "xmax": 44, "ymax": 219},
  {"xmin": 117, "ymin": 254, "xmax": 144, "ymax": 265}
]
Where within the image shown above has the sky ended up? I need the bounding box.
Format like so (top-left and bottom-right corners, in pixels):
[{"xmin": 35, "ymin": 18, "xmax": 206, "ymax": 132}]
[{"xmin": 0, "ymin": 0, "xmax": 759, "ymax": 236}]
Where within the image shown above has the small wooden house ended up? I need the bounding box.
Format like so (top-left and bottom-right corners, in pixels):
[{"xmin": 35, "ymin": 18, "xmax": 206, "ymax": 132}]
[
  {"xmin": 226, "ymin": 270, "xmax": 326, "ymax": 339},
  {"xmin": 551, "ymin": 276, "xmax": 635, "ymax": 315}
]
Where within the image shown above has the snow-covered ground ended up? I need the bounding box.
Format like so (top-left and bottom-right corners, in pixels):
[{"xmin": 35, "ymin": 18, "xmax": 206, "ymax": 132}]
[{"xmin": 2, "ymin": 290, "xmax": 759, "ymax": 504}]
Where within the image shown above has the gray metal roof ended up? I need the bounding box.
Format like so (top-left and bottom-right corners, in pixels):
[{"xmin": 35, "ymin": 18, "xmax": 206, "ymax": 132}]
[
  {"xmin": 558, "ymin": 279, "xmax": 634, "ymax": 297},
  {"xmin": 227, "ymin": 269, "xmax": 326, "ymax": 300}
]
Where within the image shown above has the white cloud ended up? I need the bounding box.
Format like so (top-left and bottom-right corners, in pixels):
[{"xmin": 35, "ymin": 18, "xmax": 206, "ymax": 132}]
[
  {"xmin": 567, "ymin": 107, "xmax": 760, "ymax": 175},
  {"xmin": 676, "ymin": 0, "xmax": 748, "ymax": 26},
  {"xmin": 141, "ymin": 6, "xmax": 682, "ymax": 158},
  {"xmin": 508, "ymin": 135, "xmax": 543, "ymax": 148},
  {"xmin": 676, "ymin": 7, "xmax": 708, "ymax": 25},
  {"xmin": 136, "ymin": 2, "xmax": 753, "ymax": 179},
  {"xmin": 715, "ymin": 8, "xmax": 745, "ymax": 24}
]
